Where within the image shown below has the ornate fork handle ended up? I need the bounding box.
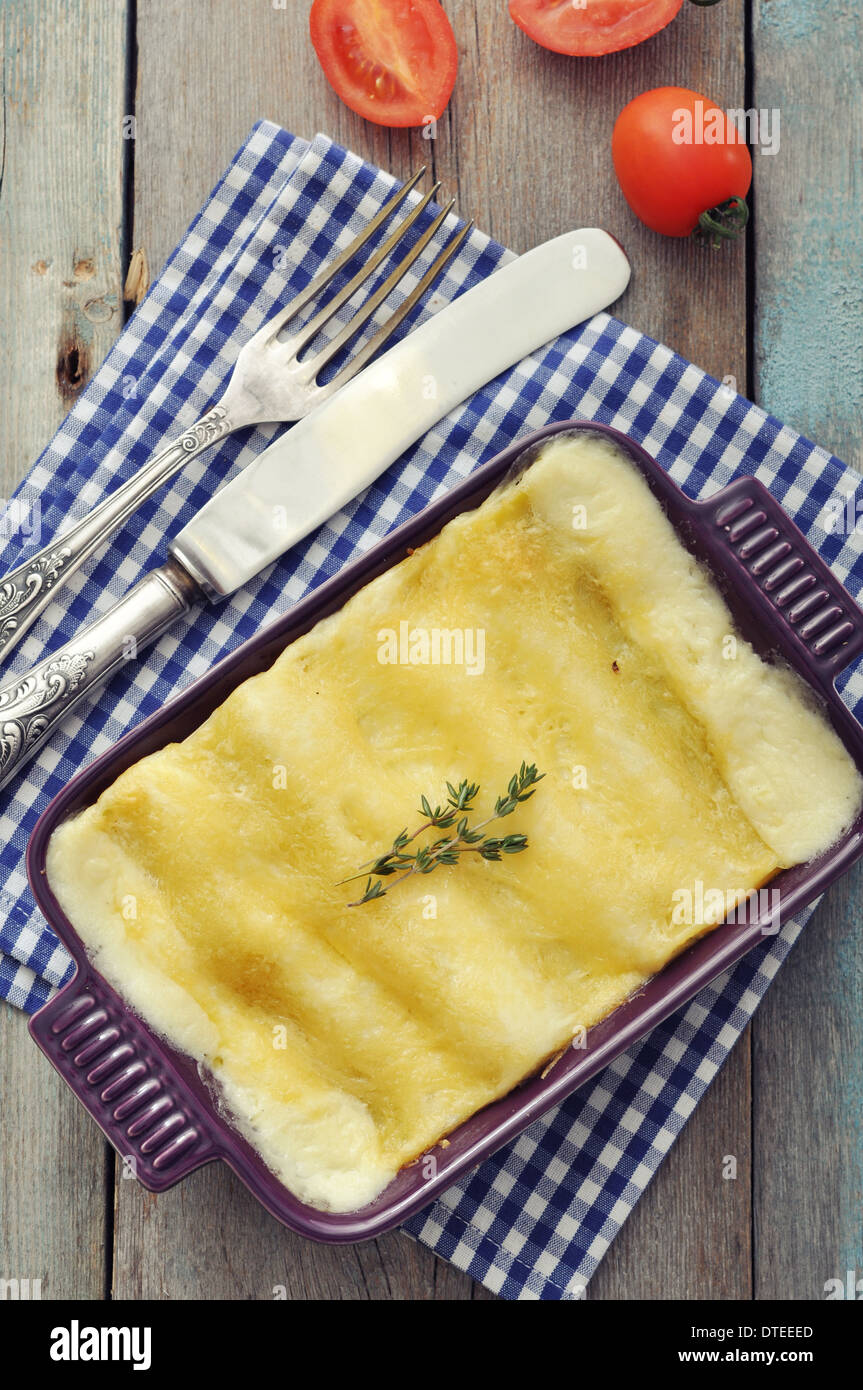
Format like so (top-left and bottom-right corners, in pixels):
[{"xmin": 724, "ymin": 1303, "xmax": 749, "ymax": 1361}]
[
  {"xmin": 0, "ymin": 407, "xmax": 233, "ymax": 661},
  {"xmin": 0, "ymin": 559, "xmax": 200, "ymax": 790}
]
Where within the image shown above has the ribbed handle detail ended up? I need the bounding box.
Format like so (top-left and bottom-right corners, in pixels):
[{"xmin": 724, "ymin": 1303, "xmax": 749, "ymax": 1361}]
[
  {"xmin": 30, "ymin": 973, "xmax": 219, "ymax": 1190},
  {"xmin": 707, "ymin": 480, "xmax": 863, "ymax": 680}
]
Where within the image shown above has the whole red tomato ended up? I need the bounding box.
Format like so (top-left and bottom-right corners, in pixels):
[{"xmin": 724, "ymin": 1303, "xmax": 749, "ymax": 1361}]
[{"xmin": 612, "ymin": 87, "xmax": 753, "ymax": 241}]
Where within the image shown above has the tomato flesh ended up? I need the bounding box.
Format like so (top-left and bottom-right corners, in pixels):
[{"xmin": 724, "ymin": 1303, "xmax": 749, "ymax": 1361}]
[
  {"xmin": 612, "ymin": 87, "xmax": 753, "ymax": 238},
  {"xmin": 509, "ymin": 0, "xmax": 685, "ymax": 57},
  {"xmin": 310, "ymin": 0, "xmax": 458, "ymax": 128}
]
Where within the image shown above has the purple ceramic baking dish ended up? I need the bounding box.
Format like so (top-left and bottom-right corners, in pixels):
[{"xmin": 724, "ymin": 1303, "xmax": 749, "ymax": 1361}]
[{"xmin": 27, "ymin": 418, "xmax": 863, "ymax": 1243}]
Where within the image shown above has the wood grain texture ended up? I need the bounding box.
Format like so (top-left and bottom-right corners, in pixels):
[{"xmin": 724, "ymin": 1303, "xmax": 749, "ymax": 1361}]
[
  {"xmin": 751, "ymin": 0, "xmax": 863, "ymax": 1300},
  {"xmin": 0, "ymin": 1004, "xmax": 106, "ymax": 1299},
  {"xmin": 752, "ymin": 0, "xmax": 863, "ymax": 467},
  {"xmin": 0, "ymin": 0, "xmax": 128, "ymax": 492},
  {"xmin": 0, "ymin": 0, "xmax": 127, "ymax": 1302},
  {"xmin": 752, "ymin": 865, "xmax": 863, "ymax": 1300},
  {"xmin": 112, "ymin": 1160, "xmax": 490, "ymax": 1300}
]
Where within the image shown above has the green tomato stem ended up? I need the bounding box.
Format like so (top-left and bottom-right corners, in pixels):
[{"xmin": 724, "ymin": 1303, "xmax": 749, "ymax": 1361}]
[{"xmin": 696, "ymin": 196, "xmax": 750, "ymax": 249}]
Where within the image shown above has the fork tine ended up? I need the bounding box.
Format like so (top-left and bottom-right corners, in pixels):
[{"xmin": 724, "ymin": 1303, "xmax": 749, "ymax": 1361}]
[
  {"xmin": 323, "ymin": 218, "xmax": 474, "ymax": 396},
  {"xmin": 318, "ymin": 213, "xmax": 473, "ymax": 396},
  {"xmin": 307, "ymin": 199, "xmax": 463, "ymax": 382},
  {"xmin": 260, "ymin": 166, "xmax": 427, "ymax": 341},
  {"xmin": 287, "ymin": 182, "xmax": 442, "ymax": 356}
]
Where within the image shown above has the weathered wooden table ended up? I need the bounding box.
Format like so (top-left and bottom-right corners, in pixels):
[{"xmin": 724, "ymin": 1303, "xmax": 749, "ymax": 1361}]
[{"xmin": 2, "ymin": 1, "xmax": 860, "ymax": 1300}]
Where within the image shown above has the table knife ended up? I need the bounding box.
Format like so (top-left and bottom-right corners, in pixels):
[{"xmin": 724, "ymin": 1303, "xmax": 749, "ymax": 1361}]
[{"xmin": 0, "ymin": 228, "xmax": 629, "ymax": 790}]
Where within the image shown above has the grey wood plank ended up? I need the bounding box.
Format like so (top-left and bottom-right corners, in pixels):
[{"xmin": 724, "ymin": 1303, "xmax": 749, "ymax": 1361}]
[
  {"xmin": 752, "ymin": 1, "xmax": 863, "ymax": 467},
  {"xmin": 0, "ymin": 0, "xmax": 128, "ymax": 1301},
  {"xmin": 0, "ymin": 0, "xmax": 128, "ymax": 492},
  {"xmin": 118, "ymin": 0, "xmax": 754, "ymax": 1302},
  {"xmin": 751, "ymin": 0, "xmax": 863, "ymax": 1300},
  {"xmin": 752, "ymin": 870, "xmax": 863, "ymax": 1299},
  {"xmin": 0, "ymin": 1004, "xmax": 107, "ymax": 1299},
  {"xmin": 112, "ymin": 1159, "xmax": 483, "ymax": 1300}
]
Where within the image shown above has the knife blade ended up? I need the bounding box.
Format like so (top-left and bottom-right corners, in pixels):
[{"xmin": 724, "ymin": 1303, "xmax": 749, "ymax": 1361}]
[{"xmin": 0, "ymin": 228, "xmax": 629, "ymax": 789}]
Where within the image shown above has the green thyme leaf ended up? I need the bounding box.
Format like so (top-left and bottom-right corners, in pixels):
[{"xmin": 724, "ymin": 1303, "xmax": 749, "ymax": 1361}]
[{"xmin": 341, "ymin": 764, "xmax": 544, "ymax": 906}]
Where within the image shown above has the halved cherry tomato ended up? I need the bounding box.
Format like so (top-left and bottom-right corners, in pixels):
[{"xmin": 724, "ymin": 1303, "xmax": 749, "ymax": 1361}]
[
  {"xmin": 612, "ymin": 87, "xmax": 752, "ymax": 240},
  {"xmin": 508, "ymin": 0, "xmax": 685, "ymax": 57},
  {"xmin": 309, "ymin": 0, "xmax": 458, "ymax": 128}
]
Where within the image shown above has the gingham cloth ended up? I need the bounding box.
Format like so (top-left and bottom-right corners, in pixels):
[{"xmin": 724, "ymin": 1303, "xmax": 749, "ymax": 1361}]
[{"xmin": 3, "ymin": 123, "xmax": 861, "ymax": 1300}]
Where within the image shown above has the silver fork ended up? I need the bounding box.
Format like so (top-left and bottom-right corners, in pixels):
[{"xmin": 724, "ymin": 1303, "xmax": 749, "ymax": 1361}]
[{"xmin": 0, "ymin": 169, "xmax": 470, "ymax": 662}]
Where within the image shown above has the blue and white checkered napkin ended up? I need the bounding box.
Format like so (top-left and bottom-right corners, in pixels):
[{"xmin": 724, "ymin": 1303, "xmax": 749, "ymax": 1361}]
[{"xmin": 3, "ymin": 122, "xmax": 862, "ymax": 1299}]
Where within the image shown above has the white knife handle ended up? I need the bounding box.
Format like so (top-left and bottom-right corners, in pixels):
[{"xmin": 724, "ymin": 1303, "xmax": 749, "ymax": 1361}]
[{"xmin": 0, "ymin": 560, "xmax": 199, "ymax": 791}]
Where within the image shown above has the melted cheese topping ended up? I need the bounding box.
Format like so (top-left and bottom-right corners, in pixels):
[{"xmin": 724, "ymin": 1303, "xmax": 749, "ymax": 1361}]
[{"xmin": 47, "ymin": 432, "xmax": 862, "ymax": 1211}]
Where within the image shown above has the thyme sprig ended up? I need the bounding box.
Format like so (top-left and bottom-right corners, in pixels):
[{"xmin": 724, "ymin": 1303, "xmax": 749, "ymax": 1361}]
[{"xmin": 340, "ymin": 763, "xmax": 544, "ymax": 906}]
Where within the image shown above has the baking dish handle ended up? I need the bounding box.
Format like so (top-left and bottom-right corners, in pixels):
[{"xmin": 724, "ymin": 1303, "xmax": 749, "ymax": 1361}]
[
  {"xmin": 29, "ymin": 971, "xmax": 222, "ymax": 1191},
  {"xmin": 697, "ymin": 476, "xmax": 863, "ymax": 685}
]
